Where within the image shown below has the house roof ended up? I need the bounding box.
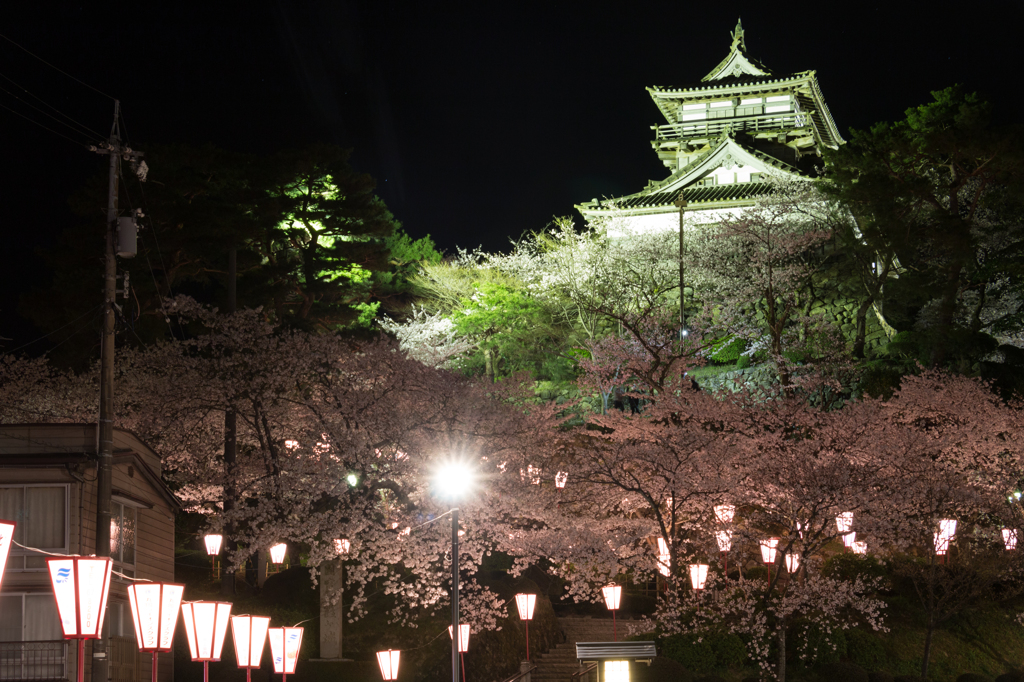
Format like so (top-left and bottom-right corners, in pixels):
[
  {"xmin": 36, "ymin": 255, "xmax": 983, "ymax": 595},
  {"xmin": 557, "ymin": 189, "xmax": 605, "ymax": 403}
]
[{"xmin": 701, "ymin": 19, "xmax": 771, "ymax": 82}]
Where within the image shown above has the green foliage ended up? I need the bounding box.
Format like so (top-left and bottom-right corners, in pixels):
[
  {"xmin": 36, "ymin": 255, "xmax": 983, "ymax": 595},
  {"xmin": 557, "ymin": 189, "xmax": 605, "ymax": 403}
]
[
  {"xmin": 816, "ymin": 662, "xmax": 868, "ymax": 682},
  {"xmin": 735, "ymin": 355, "xmax": 752, "ymax": 370},
  {"xmin": 634, "ymin": 657, "xmax": 694, "ymax": 682},
  {"xmin": 822, "ymin": 553, "xmax": 887, "ymax": 584},
  {"xmin": 957, "ymin": 675, "xmax": 993, "ymax": 682},
  {"xmin": 868, "ymin": 672, "xmax": 895, "ymax": 682},
  {"xmin": 708, "ymin": 335, "xmax": 747, "ymax": 364},
  {"xmin": 661, "ymin": 633, "xmax": 716, "ymax": 674},
  {"xmin": 800, "ymin": 621, "xmax": 847, "ymax": 665},
  {"xmin": 847, "ymin": 629, "xmax": 887, "ymax": 670},
  {"xmin": 707, "ymin": 632, "xmax": 747, "ymax": 668}
]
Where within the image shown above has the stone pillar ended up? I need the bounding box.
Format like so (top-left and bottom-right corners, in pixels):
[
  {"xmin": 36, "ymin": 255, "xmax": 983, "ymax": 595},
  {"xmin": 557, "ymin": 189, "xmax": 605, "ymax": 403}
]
[
  {"xmin": 319, "ymin": 559, "xmax": 344, "ymax": 659},
  {"xmin": 520, "ymin": 660, "xmax": 533, "ymax": 682}
]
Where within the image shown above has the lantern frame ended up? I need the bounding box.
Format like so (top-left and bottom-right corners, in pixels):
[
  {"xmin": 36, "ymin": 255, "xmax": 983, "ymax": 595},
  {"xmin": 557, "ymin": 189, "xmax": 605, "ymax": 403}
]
[
  {"xmin": 127, "ymin": 582, "xmax": 185, "ymax": 652},
  {"xmin": 231, "ymin": 615, "xmax": 271, "ymax": 676},
  {"xmin": 759, "ymin": 538, "xmax": 779, "ymax": 565},
  {"xmin": 934, "ymin": 519, "xmax": 958, "ymax": 555},
  {"xmin": 715, "ymin": 530, "xmax": 733, "ymax": 553},
  {"xmin": 601, "ymin": 584, "xmax": 622, "ymax": 611},
  {"xmin": 269, "ymin": 626, "xmax": 304, "ymax": 677},
  {"xmin": 269, "ymin": 543, "xmax": 287, "ymax": 565},
  {"xmin": 334, "ymin": 538, "xmax": 351, "ymax": 555},
  {"xmin": 836, "ymin": 512, "xmax": 854, "ymax": 533},
  {"xmin": 515, "ymin": 593, "xmax": 537, "ymax": 660},
  {"xmin": 181, "ymin": 599, "xmax": 233, "ymax": 682},
  {"xmin": 689, "ymin": 564, "xmax": 709, "ymax": 590},
  {"xmin": 555, "ymin": 471, "xmax": 568, "ymax": 489},
  {"xmin": 204, "ymin": 534, "xmax": 222, "ymax": 556},
  {"xmin": 714, "ymin": 504, "xmax": 735, "ymax": 524},
  {"xmin": 377, "ymin": 649, "xmax": 401, "ymax": 681},
  {"xmin": 851, "ymin": 541, "xmax": 868, "ymax": 555},
  {"xmin": 0, "ymin": 519, "xmax": 15, "ymax": 593},
  {"xmin": 448, "ymin": 624, "xmax": 470, "ymax": 653},
  {"xmin": 785, "ymin": 554, "xmax": 800, "ymax": 573},
  {"xmin": 48, "ymin": 556, "xmax": 114, "ymax": 639},
  {"xmin": 842, "ymin": 531, "xmax": 857, "ymax": 549},
  {"xmin": 1003, "ymin": 528, "xmax": 1018, "ymax": 551}
]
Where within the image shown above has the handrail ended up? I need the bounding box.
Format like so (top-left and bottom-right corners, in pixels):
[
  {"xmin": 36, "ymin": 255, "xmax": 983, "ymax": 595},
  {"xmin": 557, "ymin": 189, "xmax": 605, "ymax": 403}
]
[
  {"xmin": 499, "ymin": 664, "xmax": 537, "ymax": 682},
  {"xmin": 570, "ymin": 662, "xmax": 598, "ymax": 682}
]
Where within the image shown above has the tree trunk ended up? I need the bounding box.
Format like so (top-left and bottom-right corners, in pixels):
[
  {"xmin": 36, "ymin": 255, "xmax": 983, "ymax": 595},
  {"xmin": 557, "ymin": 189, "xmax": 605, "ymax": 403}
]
[
  {"xmin": 921, "ymin": 615, "xmax": 935, "ymax": 679},
  {"xmin": 852, "ymin": 297, "xmax": 873, "ymax": 359},
  {"xmin": 483, "ymin": 348, "xmax": 495, "ymax": 383},
  {"xmin": 929, "ymin": 263, "xmax": 963, "ymax": 367},
  {"xmin": 777, "ymin": 615, "xmax": 787, "ymax": 682}
]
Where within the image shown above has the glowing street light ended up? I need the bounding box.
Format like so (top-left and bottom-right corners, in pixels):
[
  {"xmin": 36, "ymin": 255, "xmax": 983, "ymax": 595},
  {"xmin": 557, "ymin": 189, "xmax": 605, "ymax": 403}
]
[
  {"xmin": 448, "ymin": 624, "xmax": 470, "ymax": 682},
  {"xmin": 270, "ymin": 543, "xmax": 287, "ymax": 565},
  {"xmin": 435, "ymin": 460, "xmax": 476, "ymax": 682},
  {"xmin": 689, "ymin": 564, "xmax": 709, "ymax": 591},
  {"xmin": 126, "ymin": 582, "xmax": 185, "ymax": 682},
  {"xmin": 515, "ymin": 593, "xmax": 536, "ymax": 661},
  {"xmin": 231, "ymin": 616, "xmax": 270, "ymax": 682},
  {"xmin": 1003, "ymin": 528, "xmax": 1018, "ymax": 551},
  {"xmin": 377, "ymin": 649, "xmax": 401, "ymax": 681},
  {"xmin": 602, "ymin": 584, "xmax": 622, "ymax": 641},
  {"xmin": 204, "ymin": 534, "xmax": 222, "ymax": 578},
  {"xmin": 47, "ymin": 556, "xmax": 114, "ymax": 682},
  {"xmin": 759, "ymin": 538, "xmax": 779, "ymax": 565},
  {"xmin": 181, "ymin": 601, "xmax": 232, "ymax": 682},
  {"xmin": 269, "ymin": 626, "xmax": 303, "ymax": 682}
]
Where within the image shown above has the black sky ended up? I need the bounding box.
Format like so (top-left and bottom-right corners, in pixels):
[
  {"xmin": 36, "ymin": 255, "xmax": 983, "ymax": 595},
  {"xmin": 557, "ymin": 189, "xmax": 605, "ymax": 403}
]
[{"xmin": 1, "ymin": 1, "xmax": 1021, "ymax": 351}]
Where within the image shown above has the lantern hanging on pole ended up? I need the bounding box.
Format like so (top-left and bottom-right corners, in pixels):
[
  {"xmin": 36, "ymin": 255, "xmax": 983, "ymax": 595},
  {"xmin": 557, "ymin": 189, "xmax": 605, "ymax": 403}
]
[
  {"xmin": 334, "ymin": 539, "xmax": 350, "ymax": 555},
  {"xmin": 231, "ymin": 615, "xmax": 270, "ymax": 682},
  {"xmin": 785, "ymin": 554, "xmax": 800, "ymax": 574},
  {"xmin": 689, "ymin": 564, "xmax": 709, "ymax": 590},
  {"xmin": 514, "ymin": 593, "xmax": 536, "ymax": 661},
  {"xmin": 759, "ymin": 538, "xmax": 779, "ymax": 565},
  {"xmin": 555, "ymin": 471, "xmax": 568, "ymax": 489},
  {"xmin": 601, "ymin": 584, "xmax": 622, "ymax": 641},
  {"xmin": 1002, "ymin": 528, "xmax": 1018, "ymax": 551},
  {"xmin": 656, "ymin": 537, "xmax": 671, "ymax": 578},
  {"xmin": 270, "ymin": 543, "xmax": 287, "ymax": 565},
  {"xmin": 0, "ymin": 519, "xmax": 15, "ymax": 592},
  {"xmin": 836, "ymin": 512, "xmax": 853, "ymax": 533},
  {"xmin": 181, "ymin": 601, "xmax": 232, "ymax": 682},
  {"xmin": 204, "ymin": 535, "xmax": 222, "ymax": 577},
  {"xmin": 934, "ymin": 519, "xmax": 957, "ymax": 557},
  {"xmin": 448, "ymin": 624, "xmax": 470, "ymax": 682},
  {"xmin": 127, "ymin": 582, "xmax": 185, "ymax": 682},
  {"xmin": 268, "ymin": 626, "xmax": 303, "ymax": 682},
  {"xmin": 852, "ymin": 541, "xmax": 868, "ymax": 554},
  {"xmin": 842, "ymin": 531, "xmax": 857, "ymax": 549},
  {"xmin": 377, "ymin": 649, "xmax": 401, "ymax": 681},
  {"xmin": 47, "ymin": 556, "xmax": 114, "ymax": 682},
  {"xmin": 714, "ymin": 504, "xmax": 735, "ymax": 524}
]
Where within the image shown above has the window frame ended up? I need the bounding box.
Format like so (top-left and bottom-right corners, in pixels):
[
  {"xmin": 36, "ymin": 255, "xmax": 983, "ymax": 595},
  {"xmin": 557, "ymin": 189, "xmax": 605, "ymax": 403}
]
[
  {"xmin": 0, "ymin": 484, "xmax": 70, "ymax": 572},
  {"xmin": 110, "ymin": 496, "xmax": 141, "ymax": 580}
]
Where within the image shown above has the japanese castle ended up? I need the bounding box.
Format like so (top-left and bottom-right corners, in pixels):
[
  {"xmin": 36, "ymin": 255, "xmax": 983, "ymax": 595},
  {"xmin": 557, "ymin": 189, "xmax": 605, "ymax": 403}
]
[{"xmin": 576, "ymin": 20, "xmax": 843, "ymax": 232}]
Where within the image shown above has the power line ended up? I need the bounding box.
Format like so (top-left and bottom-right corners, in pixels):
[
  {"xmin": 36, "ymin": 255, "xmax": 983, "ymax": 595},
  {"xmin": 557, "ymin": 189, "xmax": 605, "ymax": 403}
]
[
  {"xmin": 0, "ymin": 70, "xmax": 105, "ymax": 138},
  {"xmin": 0, "ymin": 31, "xmax": 115, "ymax": 101},
  {"xmin": 0, "ymin": 98, "xmax": 86, "ymax": 144},
  {"xmin": 2, "ymin": 303, "xmax": 103, "ymax": 355},
  {"xmin": 0, "ymin": 83, "xmax": 100, "ymax": 141}
]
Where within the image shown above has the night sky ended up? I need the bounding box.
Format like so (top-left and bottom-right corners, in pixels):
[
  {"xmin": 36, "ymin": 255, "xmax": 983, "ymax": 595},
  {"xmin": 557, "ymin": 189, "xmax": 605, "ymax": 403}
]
[{"xmin": 1, "ymin": 2, "xmax": 1021, "ymax": 350}]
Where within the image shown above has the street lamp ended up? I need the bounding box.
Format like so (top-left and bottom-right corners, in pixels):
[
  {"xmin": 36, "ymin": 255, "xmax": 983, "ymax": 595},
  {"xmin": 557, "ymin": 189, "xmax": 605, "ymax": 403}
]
[
  {"xmin": 689, "ymin": 564, "xmax": 709, "ymax": 591},
  {"xmin": 270, "ymin": 543, "xmax": 287, "ymax": 565},
  {"xmin": 435, "ymin": 460, "xmax": 475, "ymax": 682},
  {"xmin": 268, "ymin": 626, "xmax": 303, "ymax": 682},
  {"xmin": 448, "ymin": 624, "xmax": 470, "ymax": 682},
  {"xmin": 377, "ymin": 649, "xmax": 401, "ymax": 681},
  {"xmin": 126, "ymin": 582, "xmax": 185, "ymax": 682},
  {"xmin": 204, "ymin": 534, "xmax": 222, "ymax": 578},
  {"xmin": 231, "ymin": 615, "xmax": 270, "ymax": 682},
  {"xmin": 47, "ymin": 556, "xmax": 114, "ymax": 682},
  {"xmin": 602, "ymin": 584, "xmax": 622, "ymax": 641},
  {"xmin": 181, "ymin": 601, "xmax": 232, "ymax": 682},
  {"xmin": 759, "ymin": 538, "xmax": 778, "ymax": 565},
  {"xmin": 515, "ymin": 593, "xmax": 536, "ymax": 661}
]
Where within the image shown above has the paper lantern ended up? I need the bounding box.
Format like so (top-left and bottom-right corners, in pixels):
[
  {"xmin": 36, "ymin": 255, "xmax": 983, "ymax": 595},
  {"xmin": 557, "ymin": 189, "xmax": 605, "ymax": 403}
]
[
  {"xmin": 601, "ymin": 584, "xmax": 622, "ymax": 610},
  {"xmin": 269, "ymin": 626, "xmax": 303, "ymax": 678},
  {"xmin": 181, "ymin": 601, "xmax": 232, "ymax": 682},
  {"xmin": 714, "ymin": 505, "xmax": 735, "ymax": 524},
  {"xmin": 204, "ymin": 535, "xmax": 222, "ymax": 556},
  {"xmin": 759, "ymin": 538, "xmax": 779, "ymax": 565},
  {"xmin": 656, "ymin": 537, "xmax": 671, "ymax": 577},
  {"xmin": 843, "ymin": 531, "xmax": 857, "ymax": 549},
  {"xmin": 689, "ymin": 564, "xmax": 709, "ymax": 590},
  {"xmin": 334, "ymin": 539, "xmax": 351, "ymax": 555},
  {"xmin": 934, "ymin": 519, "xmax": 957, "ymax": 555},
  {"xmin": 0, "ymin": 519, "xmax": 15, "ymax": 592},
  {"xmin": 231, "ymin": 615, "xmax": 270, "ymax": 681},
  {"xmin": 48, "ymin": 556, "xmax": 113, "ymax": 639},
  {"xmin": 377, "ymin": 649, "xmax": 400, "ymax": 681},
  {"xmin": 555, "ymin": 471, "xmax": 568, "ymax": 489},
  {"xmin": 127, "ymin": 583, "xmax": 184, "ymax": 651},
  {"xmin": 715, "ymin": 530, "xmax": 733, "ymax": 552},
  {"xmin": 270, "ymin": 543, "xmax": 287, "ymax": 564},
  {"xmin": 448, "ymin": 624, "xmax": 470, "ymax": 653},
  {"xmin": 1003, "ymin": 528, "xmax": 1018, "ymax": 551},
  {"xmin": 836, "ymin": 512, "xmax": 853, "ymax": 533},
  {"xmin": 852, "ymin": 541, "xmax": 868, "ymax": 555},
  {"xmin": 785, "ymin": 554, "xmax": 800, "ymax": 573},
  {"xmin": 515, "ymin": 593, "xmax": 536, "ymax": 660}
]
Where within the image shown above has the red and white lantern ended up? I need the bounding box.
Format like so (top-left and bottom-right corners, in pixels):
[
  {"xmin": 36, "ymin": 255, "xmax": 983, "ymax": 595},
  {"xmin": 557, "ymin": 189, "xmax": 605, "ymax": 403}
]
[
  {"xmin": 127, "ymin": 582, "xmax": 185, "ymax": 682},
  {"xmin": 714, "ymin": 505, "xmax": 735, "ymax": 524},
  {"xmin": 47, "ymin": 556, "xmax": 114, "ymax": 682},
  {"xmin": 715, "ymin": 530, "xmax": 733, "ymax": 552},
  {"xmin": 934, "ymin": 519, "xmax": 957, "ymax": 556},
  {"xmin": 377, "ymin": 649, "xmax": 400, "ymax": 681},
  {"xmin": 181, "ymin": 601, "xmax": 232, "ymax": 682},
  {"xmin": 1002, "ymin": 528, "xmax": 1018, "ymax": 551},
  {"xmin": 852, "ymin": 541, "xmax": 868, "ymax": 555},
  {"xmin": 656, "ymin": 537, "xmax": 671, "ymax": 577},
  {"xmin": 689, "ymin": 564, "xmax": 709, "ymax": 590},
  {"xmin": 334, "ymin": 539, "xmax": 350, "ymax": 555},
  {"xmin": 785, "ymin": 554, "xmax": 800, "ymax": 574},
  {"xmin": 836, "ymin": 512, "xmax": 853, "ymax": 533},
  {"xmin": 0, "ymin": 519, "xmax": 15, "ymax": 592},
  {"xmin": 555, "ymin": 471, "xmax": 568, "ymax": 489},
  {"xmin": 842, "ymin": 531, "xmax": 857, "ymax": 549},
  {"xmin": 204, "ymin": 534, "xmax": 222, "ymax": 556},
  {"xmin": 232, "ymin": 616, "xmax": 270, "ymax": 682},
  {"xmin": 759, "ymin": 538, "xmax": 779, "ymax": 565},
  {"xmin": 515, "ymin": 593, "xmax": 536, "ymax": 660},
  {"xmin": 448, "ymin": 624, "xmax": 470, "ymax": 652},
  {"xmin": 602, "ymin": 584, "xmax": 622, "ymax": 641},
  {"xmin": 269, "ymin": 626, "xmax": 303, "ymax": 681},
  {"xmin": 270, "ymin": 543, "xmax": 287, "ymax": 565}
]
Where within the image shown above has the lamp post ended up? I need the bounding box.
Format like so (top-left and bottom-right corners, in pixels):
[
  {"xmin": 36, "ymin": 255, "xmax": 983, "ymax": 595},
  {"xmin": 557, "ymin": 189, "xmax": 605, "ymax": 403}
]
[
  {"xmin": 689, "ymin": 564, "xmax": 709, "ymax": 591},
  {"xmin": 675, "ymin": 194, "xmax": 688, "ymax": 338},
  {"xmin": 126, "ymin": 582, "xmax": 185, "ymax": 682},
  {"xmin": 448, "ymin": 624, "xmax": 470, "ymax": 682},
  {"xmin": 181, "ymin": 601, "xmax": 232, "ymax": 682},
  {"xmin": 231, "ymin": 615, "xmax": 270, "ymax": 682},
  {"xmin": 515, "ymin": 593, "xmax": 536, "ymax": 661},
  {"xmin": 435, "ymin": 462, "xmax": 475, "ymax": 682},
  {"xmin": 47, "ymin": 556, "xmax": 114, "ymax": 682},
  {"xmin": 268, "ymin": 626, "xmax": 303, "ymax": 682},
  {"xmin": 377, "ymin": 649, "xmax": 401, "ymax": 681},
  {"xmin": 270, "ymin": 543, "xmax": 287, "ymax": 566},
  {"xmin": 204, "ymin": 534, "xmax": 222, "ymax": 578},
  {"xmin": 602, "ymin": 584, "xmax": 622, "ymax": 641}
]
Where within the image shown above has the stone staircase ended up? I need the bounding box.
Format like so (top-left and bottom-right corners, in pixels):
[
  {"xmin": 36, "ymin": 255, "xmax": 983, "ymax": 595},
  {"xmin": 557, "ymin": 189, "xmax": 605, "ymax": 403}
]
[{"xmin": 531, "ymin": 617, "xmax": 619, "ymax": 682}]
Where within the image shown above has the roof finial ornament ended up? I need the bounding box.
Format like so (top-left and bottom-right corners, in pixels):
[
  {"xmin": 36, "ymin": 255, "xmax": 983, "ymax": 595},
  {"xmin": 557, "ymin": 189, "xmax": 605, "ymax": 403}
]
[{"xmin": 730, "ymin": 18, "xmax": 746, "ymax": 52}]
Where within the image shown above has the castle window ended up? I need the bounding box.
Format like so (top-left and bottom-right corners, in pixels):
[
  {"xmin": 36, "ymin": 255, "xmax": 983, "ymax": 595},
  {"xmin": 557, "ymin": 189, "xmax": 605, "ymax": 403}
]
[{"xmin": 741, "ymin": 97, "xmax": 763, "ymax": 104}]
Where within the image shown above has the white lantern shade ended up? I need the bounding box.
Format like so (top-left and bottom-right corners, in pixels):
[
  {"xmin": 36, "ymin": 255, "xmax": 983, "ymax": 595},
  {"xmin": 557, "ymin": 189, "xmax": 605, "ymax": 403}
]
[
  {"xmin": 1003, "ymin": 528, "xmax": 1018, "ymax": 550},
  {"xmin": 47, "ymin": 556, "xmax": 113, "ymax": 639},
  {"xmin": 656, "ymin": 537, "xmax": 671, "ymax": 577},
  {"xmin": 601, "ymin": 584, "xmax": 622, "ymax": 610},
  {"xmin": 555, "ymin": 471, "xmax": 568, "ymax": 489},
  {"xmin": 714, "ymin": 505, "xmax": 735, "ymax": 524},
  {"xmin": 0, "ymin": 520, "xmax": 15, "ymax": 592},
  {"xmin": 836, "ymin": 512, "xmax": 854, "ymax": 533},
  {"xmin": 843, "ymin": 531, "xmax": 857, "ymax": 549},
  {"xmin": 934, "ymin": 519, "xmax": 957, "ymax": 555},
  {"xmin": 231, "ymin": 615, "xmax": 270, "ymax": 668},
  {"xmin": 269, "ymin": 626, "xmax": 303, "ymax": 675},
  {"xmin": 269, "ymin": 543, "xmax": 287, "ymax": 564},
  {"xmin": 334, "ymin": 539, "xmax": 351, "ymax": 555},
  {"xmin": 204, "ymin": 534, "xmax": 223, "ymax": 556},
  {"xmin": 448, "ymin": 624, "xmax": 470, "ymax": 653},
  {"xmin": 715, "ymin": 530, "xmax": 733, "ymax": 552},
  {"xmin": 377, "ymin": 649, "xmax": 400, "ymax": 681},
  {"xmin": 785, "ymin": 554, "xmax": 800, "ymax": 573},
  {"xmin": 759, "ymin": 538, "xmax": 779, "ymax": 565},
  {"xmin": 852, "ymin": 541, "xmax": 868, "ymax": 555},
  {"xmin": 126, "ymin": 582, "xmax": 184, "ymax": 652},
  {"xmin": 515, "ymin": 593, "xmax": 536, "ymax": 621},
  {"xmin": 181, "ymin": 601, "xmax": 232, "ymax": 661},
  {"xmin": 689, "ymin": 564, "xmax": 709, "ymax": 590}
]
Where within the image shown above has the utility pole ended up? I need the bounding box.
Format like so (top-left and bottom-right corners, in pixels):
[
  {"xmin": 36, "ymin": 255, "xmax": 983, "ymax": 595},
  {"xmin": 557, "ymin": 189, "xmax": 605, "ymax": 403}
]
[
  {"xmin": 89, "ymin": 100, "xmax": 143, "ymax": 682},
  {"xmin": 675, "ymin": 194, "xmax": 688, "ymax": 338}
]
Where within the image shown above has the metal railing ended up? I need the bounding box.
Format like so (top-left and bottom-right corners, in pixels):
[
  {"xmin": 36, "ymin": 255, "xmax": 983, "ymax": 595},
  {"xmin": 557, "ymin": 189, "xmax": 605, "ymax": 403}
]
[
  {"xmin": 570, "ymin": 662, "xmax": 598, "ymax": 682},
  {"xmin": 499, "ymin": 663, "xmax": 536, "ymax": 682},
  {"xmin": 0, "ymin": 641, "xmax": 67, "ymax": 681}
]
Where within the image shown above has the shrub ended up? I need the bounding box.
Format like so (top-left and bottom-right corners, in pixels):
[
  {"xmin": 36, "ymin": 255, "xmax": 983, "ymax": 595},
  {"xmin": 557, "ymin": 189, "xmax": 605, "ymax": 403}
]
[
  {"xmin": 846, "ymin": 629, "xmax": 886, "ymax": 670},
  {"xmin": 821, "ymin": 553, "xmax": 886, "ymax": 583},
  {"xmin": 868, "ymin": 673, "xmax": 894, "ymax": 682},
  {"xmin": 661, "ymin": 634, "xmax": 716, "ymax": 674},
  {"xmin": 996, "ymin": 673, "xmax": 1024, "ymax": 682},
  {"xmin": 634, "ymin": 657, "xmax": 693, "ymax": 682},
  {"xmin": 800, "ymin": 622, "xmax": 847, "ymax": 665},
  {"xmin": 816, "ymin": 662, "xmax": 869, "ymax": 682},
  {"xmin": 893, "ymin": 676, "xmax": 924, "ymax": 682},
  {"xmin": 957, "ymin": 675, "xmax": 992, "ymax": 682},
  {"xmin": 735, "ymin": 355, "xmax": 751, "ymax": 369},
  {"xmin": 708, "ymin": 632, "xmax": 746, "ymax": 668}
]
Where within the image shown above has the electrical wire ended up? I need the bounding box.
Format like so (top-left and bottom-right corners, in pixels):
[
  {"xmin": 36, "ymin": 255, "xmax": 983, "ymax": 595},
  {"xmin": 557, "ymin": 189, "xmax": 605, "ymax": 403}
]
[
  {"xmin": 2, "ymin": 303, "xmax": 103, "ymax": 355},
  {"xmin": 0, "ymin": 31, "xmax": 116, "ymax": 101},
  {"xmin": 0, "ymin": 71, "xmax": 104, "ymax": 138},
  {"xmin": 12, "ymin": 540, "xmax": 151, "ymax": 582},
  {"xmin": 0, "ymin": 100, "xmax": 89, "ymax": 147}
]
